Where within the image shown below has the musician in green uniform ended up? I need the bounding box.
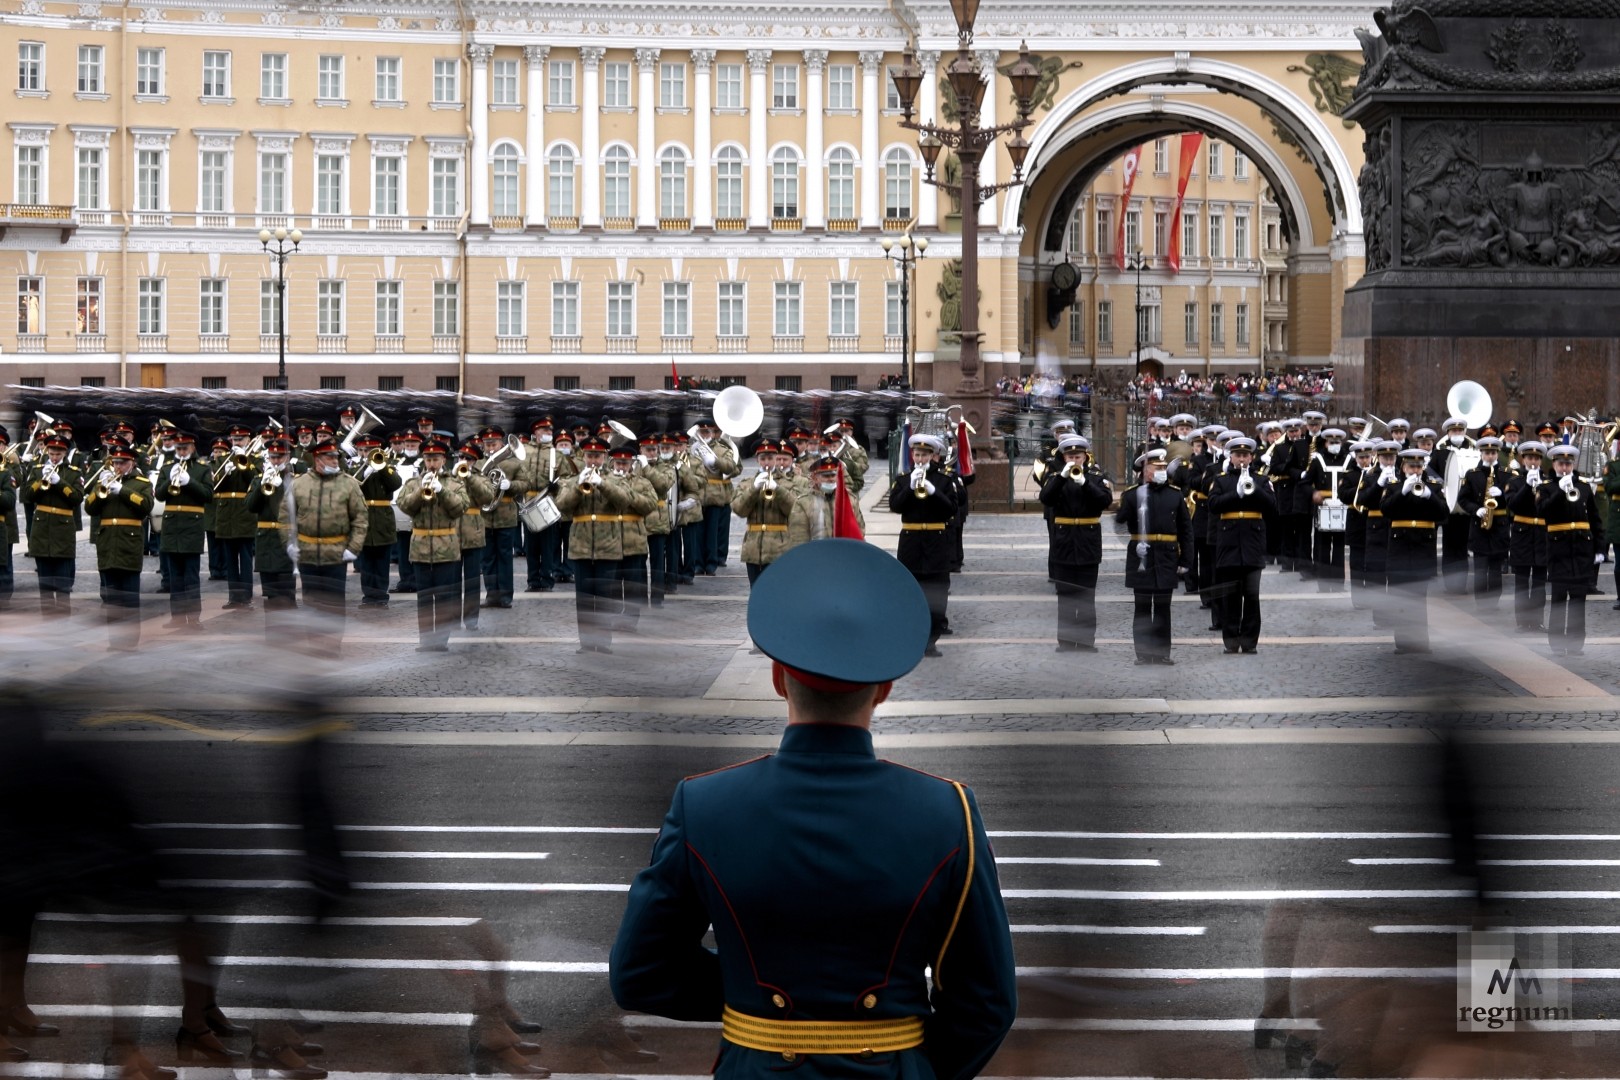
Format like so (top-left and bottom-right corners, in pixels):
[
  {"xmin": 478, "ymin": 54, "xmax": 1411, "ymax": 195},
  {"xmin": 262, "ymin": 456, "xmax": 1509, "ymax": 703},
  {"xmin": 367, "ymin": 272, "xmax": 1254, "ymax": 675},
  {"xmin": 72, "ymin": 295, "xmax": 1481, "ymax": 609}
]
[
  {"xmin": 19, "ymin": 433, "xmax": 83, "ymax": 618},
  {"xmin": 453, "ymin": 442, "xmax": 497, "ymax": 631},
  {"xmin": 0, "ymin": 428, "xmax": 18, "ymax": 610},
  {"xmin": 639, "ymin": 434, "xmax": 679, "ymax": 608},
  {"xmin": 215, "ymin": 424, "xmax": 260, "ymax": 609},
  {"xmin": 203, "ymin": 436, "xmax": 230, "ymax": 583},
  {"xmin": 350, "ymin": 432, "xmax": 401, "ymax": 610},
  {"xmin": 245, "ymin": 438, "xmax": 297, "ymax": 624},
  {"xmin": 155, "ymin": 432, "xmax": 214, "ymax": 629},
  {"xmin": 83, "ymin": 440, "xmax": 153, "ymax": 650}
]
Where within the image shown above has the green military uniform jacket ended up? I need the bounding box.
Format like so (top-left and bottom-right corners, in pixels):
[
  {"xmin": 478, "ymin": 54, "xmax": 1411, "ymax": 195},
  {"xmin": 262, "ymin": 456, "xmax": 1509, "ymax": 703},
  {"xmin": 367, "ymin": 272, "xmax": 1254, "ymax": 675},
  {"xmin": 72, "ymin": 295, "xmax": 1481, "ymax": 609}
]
[
  {"xmin": 671, "ymin": 455, "xmax": 705, "ymax": 527},
  {"xmin": 357, "ymin": 461, "xmax": 403, "ymax": 549},
  {"xmin": 20, "ymin": 461, "xmax": 84, "ymax": 559},
  {"xmin": 839, "ymin": 440, "xmax": 871, "ymax": 495},
  {"xmin": 156, "ymin": 458, "xmax": 213, "ymax": 555},
  {"xmin": 556, "ymin": 473, "xmax": 655, "ymax": 561},
  {"xmin": 536, "ymin": 449, "xmax": 579, "ymax": 522},
  {"xmin": 732, "ymin": 472, "xmax": 799, "ymax": 566},
  {"xmin": 398, "ymin": 473, "xmax": 467, "ymax": 563},
  {"xmin": 484, "ymin": 456, "xmax": 526, "ymax": 530},
  {"xmin": 85, "ymin": 474, "xmax": 153, "ymax": 572},
  {"xmin": 201, "ymin": 454, "xmax": 229, "ymax": 534},
  {"xmin": 84, "ymin": 452, "xmax": 110, "ymax": 543},
  {"xmin": 639, "ymin": 460, "xmax": 678, "ymax": 535},
  {"xmin": 458, "ymin": 469, "xmax": 497, "ymax": 550},
  {"xmin": 245, "ymin": 480, "xmax": 293, "ymax": 573},
  {"xmin": 1, "ymin": 462, "xmax": 21, "ymax": 545},
  {"xmin": 616, "ymin": 472, "xmax": 658, "ymax": 557},
  {"xmin": 695, "ymin": 439, "xmax": 741, "ymax": 507},
  {"xmin": 213, "ymin": 455, "xmax": 260, "ymax": 541},
  {"xmin": 291, "ymin": 470, "xmax": 368, "ymax": 564},
  {"xmin": 1603, "ymin": 459, "xmax": 1620, "ymax": 547},
  {"xmin": 788, "ymin": 484, "xmax": 866, "ymax": 546}
]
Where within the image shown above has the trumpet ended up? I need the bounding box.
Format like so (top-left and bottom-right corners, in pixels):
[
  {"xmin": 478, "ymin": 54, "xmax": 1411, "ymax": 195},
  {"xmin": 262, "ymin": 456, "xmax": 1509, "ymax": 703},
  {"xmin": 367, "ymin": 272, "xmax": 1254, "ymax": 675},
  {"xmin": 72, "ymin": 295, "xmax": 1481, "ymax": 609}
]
[
  {"xmin": 41, "ymin": 460, "xmax": 61, "ymax": 487},
  {"xmin": 167, "ymin": 463, "xmax": 191, "ymax": 495},
  {"xmin": 1562, "ymin": 474, "xmax": 1581, "ymax": 503},
  {"xmin": 761, "ymin": 467, "xmax": 779, "ymax": 502},
  {"xmin": 367, "ymin": 447, "xmax": 393, "ymax": 469},
  {"xmin": 911, "ymin": 465, "xmax": 929, "ymax": 496},
  {"xmin": 260, "ymin": 463, "xmax": 284, "ymax": 495},
  {"xmin": 94, "ymin": 466, "xmax": 118, "ymax": 498},
  {"xmin": 452, "ymin": 459, "xmax": 474, "ymax": 480},
  {"xmin": 421, "ymin": 469, "xmax": 443, "ymax": 498},
  {"xmin": 1237, "ymin": 467, "xmax": 1256, "ymax": 497},
  {"xmin": 576, "ymin": 466, "xmax": 599, "ymax": 495}
]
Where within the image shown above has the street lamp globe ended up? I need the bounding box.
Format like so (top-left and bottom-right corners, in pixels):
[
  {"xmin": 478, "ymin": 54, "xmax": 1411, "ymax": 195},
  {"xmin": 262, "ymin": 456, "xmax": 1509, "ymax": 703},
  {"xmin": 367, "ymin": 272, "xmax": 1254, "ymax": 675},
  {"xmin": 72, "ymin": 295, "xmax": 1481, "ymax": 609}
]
[
  {"xmin": 880, "ymin": 236, "xmax": 894, "ymax": 253},
  {"xmin": 915, "ymin": 235, "xmax": 929, "ymax": 254},
  {"xmin": 288, "ymin": 228, "xmax": 303, "ymax": 244},
  {"xmin": 258, "ymin": 228, "xmax": 272, "ymax": 245}
]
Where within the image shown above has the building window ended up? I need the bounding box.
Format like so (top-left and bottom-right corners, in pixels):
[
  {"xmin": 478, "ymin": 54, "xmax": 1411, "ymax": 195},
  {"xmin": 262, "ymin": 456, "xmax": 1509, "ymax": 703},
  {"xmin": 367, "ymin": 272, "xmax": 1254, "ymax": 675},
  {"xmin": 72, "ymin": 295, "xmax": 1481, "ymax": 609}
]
[
  {"xmin": 773, "ymin": 280, "xmax": 802, "ymax": 336},
  {"xmin": 1235, "ymin": 302, "xmax": 1250, "ymax": 346},
  {"xmin": 77, "ymin": 45, "xmax": 102, "ymax": 94},
  {"xmin": 1210, "ymin": 302, "xmax": 1224, "ymax": 345},
  {"xmin": 375, "ymin": 280, "xmax": 402, "ymax": 336},
  {"xmin": 829, "ymin": 281, "xmax": 857, "ymax": 337},
  {"xmin": 552, "ymin": 281, "xmax": 579, "ymax": 336},
  {"xmin": 319, "ymin": 375, "xmax": 346, "ymax": 390},
  {"xmin": 1234, "ymin": 213, "xmax": 1250, "ymax": 259},
  {"xmin": 547, "ymin": 60, "xmax": 574, "ymax": 106},
  {"xmin": 80, "ymin": 376, "xmax": 106, "ymax": 387},
  {"xmin": 885, "ymin": 66, "xmax": 903, "ymax": 110},
  {"xmin": 15, "ymin": 146, "xmax": 42, "ymax": 205},
  {"xmin": 375, "ymin": 57, "xmax": 401, "ymax": 102},
  {"xmin": 1207, "ymin": 141, "xmax": 1223, "ymax": 177},
  {"xmin": 136, "ymin": 149, "xmax": 163, "ymax": 211},
  {"xmin": 553, "ymin": 375, "xmax": 579, "ymax": 390},
  {"xmin": 659, "ymin": 62, "xmax": 685, "ymax": 108},
  {"xmin": 18, "ymin": 377, "xmax": 44, "ymax": 388},
  {"xmin": 771, "ymin": 147, "xmax": 799, "ymax": 218},
  {"xmin": 199, "ymin": 278, "xmax": 226, "ymax": 335},
  {"xmin": 1210, "ymin": 212, "xmax": 1226, "ymax": 259},
  {"xmin": 201, "ymin": 51, "xmax": 230, "ymax": 99},
  {"xmin": 1182, "ymin": 210, "xmax": 1199, "ymax": 258},
  {"xmin": 377, "ymin": 375, "xmax": 404, "ymax": 390},
  {"xmin": 1124, "ymin": 209, "xmax": 1141, "ymax": 254},
  {"xmin": 137, "ymin": 277, "xmax": 164, "ymax": 335},
  {"xmin": 775, "ymin": 375, "xmax": 802, "ymax": 392},
  {"xmin": 824, "ymin": 147, "xmax": 855, "ymax": 221},
  {"xmin": 1234, "ymin": 150, "xmax": 1249, "ymax": 180},
  {"xmin": 496, "ymin": 280, "xmax": 524, "ymax": 337},
  {"xmin": 374, "ymin": 155, "xmax": 401, "ymax": 216},
  {"xmin": 18, "ymin": 42, "xmax": 43, "ymax": 93},
  {"xmin": 715, "ymin": 146, "xmax": 744, "ymax": 218},
  {"xmin": 603, "ymin": 145, "xmax": 631, "ymax": 218},
  {"xmin": 830, "ymin": 374, "xmax": 859, "ymax": 391},
  {"xmin": 433, "ymin": 280, "xmax": 459, "ymax": 336},
  {"xmin": 717, "ymin": 281, "xmax": 745, "ymax": 336},
  {"xmin": 317, "ymin": 279, "xmax": 344, "ymax": 336},
  {"xmin": 603, "ymin": 61, "xmax": 630, "ymax": 107},
  {"xmin": 75, "ymin": 147, "xmax": 103, "ymax": 210},
  {"xmin": 772, "ymin": 64, "xmax": 798, "ymax": 108},
  {"xmin": 1140, "ymin": 303, "xmax": 1160, "ymax": 346},
  {"xmin": 318, "ymin": 54, "xmax": 343, "ymax": 101},
  {"xmin": 715, "ymin": 63, "xmax": 743, "ymax": 108},
  {"xmin": 1096, "ymin": 208, "xmax": 1112, "ymax": 257},
  {"xmin": 659, "ymin": 147, "xmax": 687, "ymax": 218},
  {"xmin": 260, "ymin": 376, "xmax": 281, "ymax": 390},
  {"xmin": 662, "ymin": 281, "xmax": 690, "ymax": 337},
  {"xmin": 885, "ymin": 280, "xmax": 902, "ymax": 336},
  {"xmin": 718, "ymin": 375, "xmax": 746, "ymax": 387},
  {"xmin": 77, "ymin": 277, "xmax": 101, "ymax": 333},
  {"xmin": 259, "ymin": 279, "xmax": 279, "ymax": 335},
  {"xmin": 499, "ymin": 375, "xmax": 526, "ymax": 391},
  {"xmin": 201, "ymin": 376, "xmax": 227, "ymax": 389},
  {"xmin": 1097, "ymin": 299, "xmax": 1113, "ymax": 345},
  {"xmin": 136, "ymin": 48, "xmax": 163, "ymax": 96},
  {"xmin": 1152, "ymin": 211, "xmax": 1168, "ymax": 257},
  {"xmin": 17, "ymin": 277, "xmax": 42, "ymax": 333},
  {"xmin": 606, "ymin": 281, "xmax": 635, "ymax": 337},
  {"xmin": 434, "ymin": 57, "xmax": 459, "ymax": 104},
  {"xmin": 316, "ymin": 154, "xmax": 344, "ymax": 215},
  {"xmin": 436, "ymin": 375, "xmax": 460, "ymax": 392},
  {"xmin": 547, "ymin": 146, "xmax": 575, "ymax": 216},
  {"xmin": 491, "ymin": 58, "xmax": 518, "ymax": 105},
  {"xmin": 431, "ymin": 157, "xmax": 460, "ymax": 217},
  {"xmin": 883, "ymin": 149, "xmax": 912, "ymax": 221},
  {"xmin": 1070, "ymin": 301, "xmax": 1086, "ymax": 347},
  {"xmin": 608, "ymin": 375, "xmax": 635, "ymax": 391},
  {"xmin": 1183, "ymin": 302, "xmax": 1198, "ymax": 345},
  {"xmin": 259, "ymin": 151, "xmax": 288, "ymax": 214},
  {"xmin": 1154, "ymin": 139, "xmax": 1168, "ymax": 175},
  {"xmin": 198, "ymin": 150, "xmax": 227, "ymax": 213},
  {"xmin": 1064, "ymin": 203, "xmax": 1083, "ymax": 252},
  {"xmin": 491, "ymin": 144, "xmax": 520, "ymax": 216},
  {"xmin": 827, "ymin": 64, "xmax": 854, "ymax": 109},
  {"xmin": 260, "ymin": 53, "xmax": 287, "ymax": 100}
]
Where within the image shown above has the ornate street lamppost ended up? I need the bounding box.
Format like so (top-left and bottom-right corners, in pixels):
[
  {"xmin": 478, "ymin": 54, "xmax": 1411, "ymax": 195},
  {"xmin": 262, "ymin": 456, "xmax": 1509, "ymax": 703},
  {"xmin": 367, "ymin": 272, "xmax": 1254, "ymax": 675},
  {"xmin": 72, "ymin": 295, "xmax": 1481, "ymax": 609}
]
[
  {"xmin": 1126, "ymin": 247, "xmax": 1149, "ymax": 373},
  {"xmin": 258, "ymin": 226, "xmax": 302, "ymax": 392},
  {"xmin": 891, "ymin": 5, "xmax": 1040, "ymax": 444},
  {"xmin": 880, "ymin": 231, "xmax": 928, "ymax": 392}
]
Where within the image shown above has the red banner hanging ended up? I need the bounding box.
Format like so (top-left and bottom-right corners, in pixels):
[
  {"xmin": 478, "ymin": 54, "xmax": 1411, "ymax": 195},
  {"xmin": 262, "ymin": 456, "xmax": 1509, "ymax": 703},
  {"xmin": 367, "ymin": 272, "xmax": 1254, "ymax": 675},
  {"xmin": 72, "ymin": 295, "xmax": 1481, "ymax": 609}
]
[
  {"xmin": 1114, "ymin": 144, "xmax": 1146, "ymax": 270},
  {"xmin": 1166, "ymin": 133, "xmax": 1203, "ymax": 273}
]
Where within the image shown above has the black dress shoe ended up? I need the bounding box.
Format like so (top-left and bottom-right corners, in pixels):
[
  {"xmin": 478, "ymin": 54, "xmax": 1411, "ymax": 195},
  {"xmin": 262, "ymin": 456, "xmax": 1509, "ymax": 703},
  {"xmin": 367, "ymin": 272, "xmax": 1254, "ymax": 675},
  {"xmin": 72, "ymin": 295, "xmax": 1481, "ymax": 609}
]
[
  {"xmin": 939, "ymin": 625, "xmax": 954, "ymax": 636},
  {"xmin": 1223, "ymin": 645, "xmax": 1240, "ymax": 654},
  {"xmin": 204, "ymin": 1006, "xmax": 250, "ymax": 1037},
  {"xmin": 249, "ymin": 1042, "xmax": 327, "ymax": 1080},
  {"xmin": 1242, "ymin": 646, "xmax": 1258, "ymax": 654},
  {"xmin": 175, "ymin": 1026, "xmax": 244, "ymax": 1063},
  {"xmin": 923, "ymin": 645, "xmax": 944, "ymax": 658},
  {"xmin": 497, "ymin": 601, "xmax": 514, "ymax": 609},
  {"xmin": 1156, "ymin": 656, "xmax": 1176, "ymax": 666},
  {"xmin": 1, "ymin": 1008, "xmax": 58, "ymax": 1037},
  {"xmin": 1054, "ymin": 643, "xmax": 1075, "ymax": 653}
]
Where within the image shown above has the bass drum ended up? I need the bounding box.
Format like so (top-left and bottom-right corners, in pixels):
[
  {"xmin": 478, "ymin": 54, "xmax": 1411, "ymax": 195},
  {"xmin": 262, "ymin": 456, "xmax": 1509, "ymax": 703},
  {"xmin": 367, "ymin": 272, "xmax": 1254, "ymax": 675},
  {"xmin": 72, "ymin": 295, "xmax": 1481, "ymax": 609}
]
[
  {"xmin": 149, "ymin": 500, "xmax": 164, "ymax": 534},
  {"xmin": 392, "ymin": 461, "xmax": 418, "ymax": 531}
]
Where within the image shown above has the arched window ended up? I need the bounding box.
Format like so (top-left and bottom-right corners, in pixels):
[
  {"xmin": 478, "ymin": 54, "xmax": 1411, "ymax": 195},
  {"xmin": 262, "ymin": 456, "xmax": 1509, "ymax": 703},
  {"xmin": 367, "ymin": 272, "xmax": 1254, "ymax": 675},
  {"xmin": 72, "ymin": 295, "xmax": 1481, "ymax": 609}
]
[
  {"xmin": 715, "ymin": 146, "xmax": 744, "ymax": 220},
  {"xmin": 659, "ymin": 147, "xmax": 688, "ymax": 220},
  {"xmin": 491, "ymin": 144, "xmax": 520, "ymax": 217},
  {"xmin": 827, "ymin": 147, "xmax": 855, "ymax": 221},
  {"xmin": 771, "ymin": 147, "xmax": 800, "ymax": 220},
  {"xmin": 884, "ymin": 148, "xmax": 913, "ymax": 222},
  {"xmin": 603, "ymin": 145, "xmax": 631, "ymax": 219},
  {"xmin": 547, "ymin": 146, "xmax": 576, "ymax": 218}
]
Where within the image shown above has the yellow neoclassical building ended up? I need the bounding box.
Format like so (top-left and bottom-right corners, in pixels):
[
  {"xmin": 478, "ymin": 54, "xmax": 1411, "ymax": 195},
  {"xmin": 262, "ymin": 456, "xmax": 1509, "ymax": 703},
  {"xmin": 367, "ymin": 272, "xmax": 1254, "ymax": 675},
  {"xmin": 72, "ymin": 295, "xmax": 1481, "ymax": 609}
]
[{"xmin": 0, "ymin": 0, "xmax": 1371, "ymax": 395}]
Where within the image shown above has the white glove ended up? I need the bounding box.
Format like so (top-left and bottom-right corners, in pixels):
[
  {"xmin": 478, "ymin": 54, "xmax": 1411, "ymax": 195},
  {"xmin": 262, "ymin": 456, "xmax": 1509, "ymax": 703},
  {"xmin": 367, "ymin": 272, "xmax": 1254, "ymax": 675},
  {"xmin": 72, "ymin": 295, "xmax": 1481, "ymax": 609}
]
[
  {"xmin": 361, "ymin": 463, "xmax": 378, "ymax": 481},
  {"xmin": 286, "ymin": 541, "xmax": 301, "ymax": 562},
  {"xmin": 1487, "ymin": 486, "xmax": 1502, "ymax": 498},
  {"xmin": 222, "ymin": 461, "xmax": 235, "ymax": 476},
  {"xmin": 676, "ymin": 497, "xmax": 697, "ymax": 514},
  {"xmin": 1074, "ymin": 470, "xmax": 1087, "ymax": 487},
  {"xmin": 498, "ymin": 474, "xmax": 511, "ymax": 491},
  {"xmin": 1476, "ymin": 507, "xmax": 1488, "ymax": 520},
  {"xmin": 1597, "ymin": 553, "xmax": 1608, "ymax": 565},
  {"xmin": 695, "ymin": 443, "xmax": 718, "ymax": 468},
  {"xmin": 147, "ymin": 471, "xmax": 159, "ymax": 488},
  {"xmin": 40, "ymin": 470, "xmax": 55, "ymax": 487},
  {"xmin": 1135, "ymin": 542, "xmax": 1150, "ymax": 560},
  {"xmin": 1561, "ymin": 475, "xmax": 1577, "ymax": 493},
  {"xmin": 341, "ymin": 548, "xmax": 358, "ymax": 563},
  {"xmin": 753, "ymin": 472, "xmax": 770, "ymax": 490},
  {"xmin": 1402, "ymin": 475, "xmax": 1419, "ymax": 493},
  {"xmin": 266, "ymin": 470, "xmax": 283, "ymax": 489},
  {"xmin": 911, "ymin": 466, "xmax": 927, "ymax": 486},
  {"xmin": 106, "ymin": 478, "xmax": 122, "ymax": 495},
  {"xmin": 922, "ymin": 480, "xmax": 936, "ymax": 496},
  {"xmin": 1527, "ymin": 468, "xmax": 1541, "ymax": 485}
]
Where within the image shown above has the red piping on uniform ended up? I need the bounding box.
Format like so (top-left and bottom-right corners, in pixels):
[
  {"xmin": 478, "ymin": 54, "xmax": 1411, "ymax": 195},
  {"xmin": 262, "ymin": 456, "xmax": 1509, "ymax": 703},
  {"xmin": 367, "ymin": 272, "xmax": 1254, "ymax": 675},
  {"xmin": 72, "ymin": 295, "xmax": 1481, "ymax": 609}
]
[
  {"xmin": 854, "ymin": 847, "xmax": 959, "ymax": 1008},
  {"xmin": 684, "ymin": 755, "xmax": 770, "ymax": 782},
  {"xmin": 687, "ymin": 842, "xmax": 793, "ymax": 1012}
]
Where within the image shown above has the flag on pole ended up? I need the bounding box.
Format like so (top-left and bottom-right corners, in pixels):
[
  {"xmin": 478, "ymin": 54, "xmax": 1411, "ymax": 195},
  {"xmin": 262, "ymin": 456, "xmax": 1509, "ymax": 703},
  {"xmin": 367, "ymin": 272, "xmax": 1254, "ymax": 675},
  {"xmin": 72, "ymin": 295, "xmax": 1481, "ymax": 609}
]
[
  {"xmin": 670, "ymin": 356, "xmax": 681, "ymax": 390},
  {"xmin": 1114, "ymin": 144, "xmax": 1147, "ymax": 271},
  {"xmin": 833, "ymin": 463, "xmax": 864, "ymax": 540},
  {"xmin": 1167, "ymin": 133, "xmax": 1204, "ymax": 274},
  {"xmin": 955, "ymin": 418, "xmax": 975, "ymax": 478}
]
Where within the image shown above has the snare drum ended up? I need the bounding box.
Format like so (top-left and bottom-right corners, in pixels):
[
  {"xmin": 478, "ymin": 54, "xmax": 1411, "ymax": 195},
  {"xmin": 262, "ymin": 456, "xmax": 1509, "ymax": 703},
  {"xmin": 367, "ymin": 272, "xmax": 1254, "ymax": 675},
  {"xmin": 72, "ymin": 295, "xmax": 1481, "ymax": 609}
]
[
  {"xmin": 1316, "ymin": 502, "xmax": 1348, "ymax": 533},
  {"xmin": 520, "ymin": 494, "xmax": 562, "ymax": 532}
]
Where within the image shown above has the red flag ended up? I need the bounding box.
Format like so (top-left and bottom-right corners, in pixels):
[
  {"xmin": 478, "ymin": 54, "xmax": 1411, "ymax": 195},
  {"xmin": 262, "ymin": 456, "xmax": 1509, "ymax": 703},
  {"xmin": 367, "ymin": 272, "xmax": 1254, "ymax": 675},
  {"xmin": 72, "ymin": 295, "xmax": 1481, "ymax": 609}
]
[
  {"xmin": 1167, "ymin": 134, "xmax": 1203, "ymax": 273},
  {"xmin": 955, "ymin": 419, "xmax": 975, "ymax": 478},
  {"xmin": 832, "ymin": 463, "xmax": 864, "ymax": 540},
  {"xmin": 1114, "ymin": 144, "xmax": 1146, "ymax": 271},
  {"xmin": 670, "ymin": 356, "xmax": 681, "ymax": 390}
]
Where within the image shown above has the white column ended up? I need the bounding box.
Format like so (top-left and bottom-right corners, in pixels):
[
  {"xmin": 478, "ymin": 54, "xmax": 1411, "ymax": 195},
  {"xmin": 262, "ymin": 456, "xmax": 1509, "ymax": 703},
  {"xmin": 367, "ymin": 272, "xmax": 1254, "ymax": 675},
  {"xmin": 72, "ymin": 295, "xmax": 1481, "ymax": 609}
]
[
  {"xmin": 580, "ymin": 47, "xmax": 604, "ymax": 227},
  {"xmin": 858, "ymin": 50, "xmax": 884, "ymax": 229},
  {"xmin": 746, "ymin": 49, "xmax": 771, "ymax": 227},
  {"xmin": 917, "ymin": 50, "xmax": 940, "ymax": 228},
  {"xmin": 524, "ymin": 45, "xmax": 549, "ymax": 226},
  {"xmin": 635, "ymin": 47, "xmax": 660, "ymax": 227},
  {"xmin": 691, "ymin": 49, "xmax": 715, "ymax": 228},
  {"xmin": 976, "ymin": 49, "xmax": 1000, "ymax": 227},
  {"xmin": 468, "ymin": 43, "xmax": 492, "ymax": 225},
  {"xmin": 803, "ymin": 49, "xmax": 827, "ymax": 229}
]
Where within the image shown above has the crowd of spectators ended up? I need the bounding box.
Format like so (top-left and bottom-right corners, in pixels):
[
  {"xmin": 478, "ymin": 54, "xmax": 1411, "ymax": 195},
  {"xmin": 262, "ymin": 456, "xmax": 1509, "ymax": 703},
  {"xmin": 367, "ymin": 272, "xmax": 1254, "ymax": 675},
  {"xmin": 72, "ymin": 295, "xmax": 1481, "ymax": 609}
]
[
  {"xmin": 996, "ymin": 373, "xmax": 1093, "ymax": 412},
  {"xmin": 1124, "ymin": 370, "xmax": 1335, "ymax": 401}
]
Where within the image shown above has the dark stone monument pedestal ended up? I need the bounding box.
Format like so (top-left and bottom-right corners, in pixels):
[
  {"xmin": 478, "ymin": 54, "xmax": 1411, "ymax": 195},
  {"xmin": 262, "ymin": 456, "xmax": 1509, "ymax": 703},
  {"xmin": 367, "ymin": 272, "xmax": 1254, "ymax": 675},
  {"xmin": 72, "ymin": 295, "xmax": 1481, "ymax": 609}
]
[{"xmin": 1343, "ymin": 1, "xmax": 1620, "ymax": 420}]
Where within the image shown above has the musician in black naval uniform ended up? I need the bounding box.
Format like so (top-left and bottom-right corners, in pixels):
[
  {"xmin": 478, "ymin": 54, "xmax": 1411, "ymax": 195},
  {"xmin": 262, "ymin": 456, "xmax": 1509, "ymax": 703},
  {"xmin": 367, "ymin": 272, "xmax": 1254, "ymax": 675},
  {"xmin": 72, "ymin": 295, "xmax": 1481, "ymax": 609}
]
[
  {"xmin": 1504, "ymin": 441, "xmax": 1550, "ymax": 633},
  {"xmin": 1456, "ymin": 436, "xmax": 1513, "ymax": 611},
  {"xmin": 1379, "ymin": 448, "xmax": 1449, "ymax": 654},
  {"xmin": 889, "ymin": 433, "xmax": 959, "ymax": 658},
  {"xmin": 1304, "ymin": 428, "xmax": 1354, "ymax": 592},
  {"xmin": 1114, "ymin": 448, "xmax": 1193, "ymax": 665},
  {"xmin": 1039, "ymin": 433, "xmax": 1113, "ymax": 652},
  {"xmin": 610, "ymin": 538, "xmax": 1017, "ymax": 1080},
  {"xmin": 1207, "ymin": 436, "xmax": 1277, "ymax": 654},
  {"xmin": 1539, "ymin": 444, "xmax": 1605, "ymax": 655}
]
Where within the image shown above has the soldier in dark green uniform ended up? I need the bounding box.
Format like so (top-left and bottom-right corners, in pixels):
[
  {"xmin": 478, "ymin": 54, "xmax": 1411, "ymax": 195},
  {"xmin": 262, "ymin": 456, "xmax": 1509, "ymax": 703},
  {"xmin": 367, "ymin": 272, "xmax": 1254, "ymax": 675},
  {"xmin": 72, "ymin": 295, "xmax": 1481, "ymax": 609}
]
[
  {"xmin": 215, "ymin": 424, "xmax": 260, "ymax": 609},
  {"xmin": 156, "ymin": 432, "xmax": 214, "ymax": 629},
  {"xmin": 0, "ymin": 427, "xmax": 17, "ymax": 610},
  {"xmin": 245, "ymin": 437, "xmax": 297, "ymax": 627},
  {"xmin": 610, "ymin": 539, "xmax": 1017, "ymax": 1080},
  {"xmin": 477, "ymin": 426, "xmax": 522, "ymax": 609},
  {"xmin": 18, "ymin": 433, "xmax": 82, "ymax": 617},
  {"xmin": 351, "ymin": 432, "xmax": 401, "ymax": 609},
  {"xmin": 204, "ymin": 437, "xmax": 231, "ymax": 583},
  {"xmin": 453, "ymin": 442, "xmax": 496, "ymax": 632},
  {"xmin": 83, "ymin": 440, "xmax": 153, "ymax": 650}
]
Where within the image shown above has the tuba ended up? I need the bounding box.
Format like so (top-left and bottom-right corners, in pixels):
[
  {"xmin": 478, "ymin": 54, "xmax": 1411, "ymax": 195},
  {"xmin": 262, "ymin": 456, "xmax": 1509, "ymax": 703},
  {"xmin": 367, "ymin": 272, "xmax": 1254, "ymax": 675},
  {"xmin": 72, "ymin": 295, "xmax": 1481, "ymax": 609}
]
[{"xmin": 338, "ymin": 404, "xmax": 385, "ymax": 461}]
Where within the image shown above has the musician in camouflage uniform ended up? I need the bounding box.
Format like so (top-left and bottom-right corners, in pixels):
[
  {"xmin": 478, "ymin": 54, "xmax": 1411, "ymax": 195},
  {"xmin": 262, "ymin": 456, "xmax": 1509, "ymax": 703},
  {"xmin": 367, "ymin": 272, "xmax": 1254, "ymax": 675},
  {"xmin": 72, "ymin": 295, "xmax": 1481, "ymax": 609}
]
[
  {"xmin": 290, "ymin": 437, "xmax": 368, "ymax": 644},
  {"xmin": 454, "ymin": 443, "xmax": 498, "ymax": 632},
  {"xmin": 555, "ymin": 436, "xmax": 657, "ymax": 654},
  {"xmin": 478, "ymin": 427, "xmax": 523, "ymax": 609},
  {"xmin": 398, "ymin": 439, "xmax": 468, "ymax": 652},
  {"xmin": 732, "ymin": 439, "xmax": 799, "ymax": 587}
]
